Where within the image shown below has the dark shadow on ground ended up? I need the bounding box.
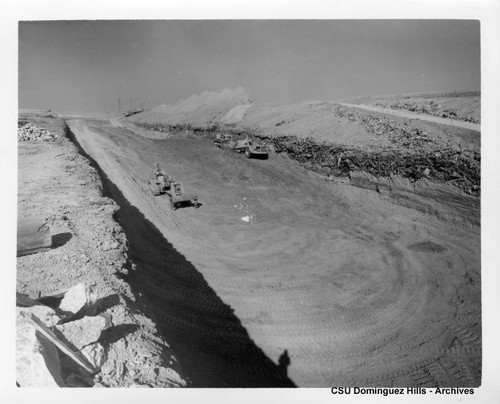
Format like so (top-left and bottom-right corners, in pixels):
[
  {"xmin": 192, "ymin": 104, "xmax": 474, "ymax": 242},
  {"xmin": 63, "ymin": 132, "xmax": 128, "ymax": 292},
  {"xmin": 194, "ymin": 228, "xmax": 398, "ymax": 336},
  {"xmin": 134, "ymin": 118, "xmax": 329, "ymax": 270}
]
[
  {"xmin": 52, "ymin": 232, "xmax": 72, "ymax": 248},
  {"xmin": 65, "ymin": 123, "xmax": 295, "ymax": 387},
  {"xmin": 100, "ymin": 323, "xmax": 141, "ymax": 345},
  {"xmin": 278, "ymin": 350, "xmax": 291, "ymax": 377}
]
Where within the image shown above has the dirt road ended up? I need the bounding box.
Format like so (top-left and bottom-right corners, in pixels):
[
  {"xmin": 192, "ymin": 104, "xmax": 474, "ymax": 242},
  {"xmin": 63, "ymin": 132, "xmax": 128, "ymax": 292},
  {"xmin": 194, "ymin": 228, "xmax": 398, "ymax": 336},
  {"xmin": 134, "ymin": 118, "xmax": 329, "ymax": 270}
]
[
  {"xmin": 67, "ymin": 118, "xmax": 481, "ymax": 387},
  {"xmin": 340, "ymin": 103, "xmax": 481, "ymax": 132}
]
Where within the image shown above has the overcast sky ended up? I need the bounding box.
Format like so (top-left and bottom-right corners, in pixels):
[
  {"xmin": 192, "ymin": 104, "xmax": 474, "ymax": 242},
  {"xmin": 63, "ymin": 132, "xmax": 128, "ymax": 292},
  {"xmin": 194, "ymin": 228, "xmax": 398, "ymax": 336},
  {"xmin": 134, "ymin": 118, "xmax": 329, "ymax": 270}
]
[{"xmin": 19, "ymin": 20, "xmax": 480, "ymax": 113}]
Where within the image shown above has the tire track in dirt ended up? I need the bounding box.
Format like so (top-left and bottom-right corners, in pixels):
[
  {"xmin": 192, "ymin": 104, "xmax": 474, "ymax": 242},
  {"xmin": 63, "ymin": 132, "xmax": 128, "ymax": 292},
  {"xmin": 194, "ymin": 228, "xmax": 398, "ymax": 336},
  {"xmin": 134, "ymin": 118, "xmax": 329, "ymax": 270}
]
[
  {"xmin": 67, "ymin": 122, "xmax": 295, "ymax": 387},
  {"xmin": 68, "ymin": 119, "xmax": 481, "ymax": 387}
]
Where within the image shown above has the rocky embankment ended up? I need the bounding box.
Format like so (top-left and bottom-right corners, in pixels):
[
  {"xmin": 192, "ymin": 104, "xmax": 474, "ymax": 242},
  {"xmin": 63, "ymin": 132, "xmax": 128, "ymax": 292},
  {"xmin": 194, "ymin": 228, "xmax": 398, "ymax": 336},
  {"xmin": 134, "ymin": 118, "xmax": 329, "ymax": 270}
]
[{"xmin": 16, "ymin": 114, "xmax": 188, "ymax": 387}]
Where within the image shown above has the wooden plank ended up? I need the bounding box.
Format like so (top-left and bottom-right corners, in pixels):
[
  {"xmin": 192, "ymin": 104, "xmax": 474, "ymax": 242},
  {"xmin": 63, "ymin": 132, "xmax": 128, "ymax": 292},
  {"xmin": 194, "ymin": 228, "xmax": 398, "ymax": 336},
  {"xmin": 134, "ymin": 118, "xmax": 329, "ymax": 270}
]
[
  {"xmin": 17, "ymin": 216, "xmax": 52, "ymax": 257},
  {"xmin": 26, "ymin": 313, "xmax": 96, "ymax": 374}
]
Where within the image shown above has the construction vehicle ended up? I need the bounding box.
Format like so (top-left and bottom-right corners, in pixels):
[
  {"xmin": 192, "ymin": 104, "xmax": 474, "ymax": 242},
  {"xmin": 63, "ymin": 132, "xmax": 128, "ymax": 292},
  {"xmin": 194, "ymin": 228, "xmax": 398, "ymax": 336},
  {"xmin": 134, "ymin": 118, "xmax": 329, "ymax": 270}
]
[
  {"xmin": 149, "ymin": 163, "xmax": 199, "ymax": 209},
  {"xmin": 214, "ymin": 133, "xmax": 233, "ymax": 148},
  {"xmin": 235, "ymin": 137, "xmax": 269, "ymax": 159},
  {"xmin": 124, "ymin": 108, "xmax": 144, "ymax": 117},
  {"xmin": 215, "ymin": 133, "xmax": 269, "ymax": 159}
]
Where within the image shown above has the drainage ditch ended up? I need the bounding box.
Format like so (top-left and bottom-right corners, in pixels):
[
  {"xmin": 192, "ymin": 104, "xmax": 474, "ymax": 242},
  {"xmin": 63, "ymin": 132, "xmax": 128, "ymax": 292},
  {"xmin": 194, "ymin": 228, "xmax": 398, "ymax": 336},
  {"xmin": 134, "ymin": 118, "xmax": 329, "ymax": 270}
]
[{"xmin": 64, "ymin": 122, "xmax": 295, "ymax": 387}]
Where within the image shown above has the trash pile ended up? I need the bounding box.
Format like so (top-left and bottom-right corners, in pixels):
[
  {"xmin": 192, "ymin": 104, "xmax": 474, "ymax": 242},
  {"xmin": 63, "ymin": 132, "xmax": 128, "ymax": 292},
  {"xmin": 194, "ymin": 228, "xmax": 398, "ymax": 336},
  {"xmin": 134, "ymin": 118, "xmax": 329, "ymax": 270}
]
[
  {"xmin": 16, "ymin": 283, "xmax": 111, "ymax": 387},
  {"xmin": 375, "ymin": 101, "xmax": 479, "ymax": 124},
  {"xmin": 18, "ymin": 122, "xmax": 59, "ymax": 142},
  {"xmin": 334, "ymin": 106, "xmax": 434, "ymax": 149},
  {"xmin": 268, "ymin": 135, "xmax": 480, "ymax": 196},
  {"xmin": 135, "ymin": 121, "xmax": 219, "ymax": 134}
]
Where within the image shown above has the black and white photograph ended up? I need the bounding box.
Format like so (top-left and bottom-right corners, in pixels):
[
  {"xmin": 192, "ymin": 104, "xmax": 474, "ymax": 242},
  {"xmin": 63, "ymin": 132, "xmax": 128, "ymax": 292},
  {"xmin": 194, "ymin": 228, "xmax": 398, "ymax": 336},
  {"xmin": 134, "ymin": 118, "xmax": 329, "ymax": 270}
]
[{"xmin": 3, "ymin": 0, "xmax": 500, "ymax": 401}]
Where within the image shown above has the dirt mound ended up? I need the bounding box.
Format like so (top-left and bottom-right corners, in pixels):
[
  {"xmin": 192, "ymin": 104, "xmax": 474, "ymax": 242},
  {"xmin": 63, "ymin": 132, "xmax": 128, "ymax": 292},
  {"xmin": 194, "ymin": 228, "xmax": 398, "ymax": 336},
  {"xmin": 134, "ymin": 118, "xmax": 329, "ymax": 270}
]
[{"xmin": 132, "ymin": 87, "xmax": 252, "ymax": 128}]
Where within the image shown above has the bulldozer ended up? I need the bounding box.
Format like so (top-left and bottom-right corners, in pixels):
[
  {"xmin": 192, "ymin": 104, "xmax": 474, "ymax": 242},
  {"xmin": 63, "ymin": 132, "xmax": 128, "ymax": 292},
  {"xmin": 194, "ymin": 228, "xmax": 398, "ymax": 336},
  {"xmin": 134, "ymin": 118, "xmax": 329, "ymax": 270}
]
[{"xmin": 149, "ymin": 163, "xmax": 199, "ymax": 209}]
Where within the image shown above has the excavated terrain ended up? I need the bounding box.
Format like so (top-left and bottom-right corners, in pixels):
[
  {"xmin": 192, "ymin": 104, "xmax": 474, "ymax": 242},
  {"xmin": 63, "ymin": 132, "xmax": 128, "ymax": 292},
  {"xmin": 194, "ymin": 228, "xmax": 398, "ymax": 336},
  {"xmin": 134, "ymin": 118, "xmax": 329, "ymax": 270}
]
[
  {"xmin": 64, "ymin": 113, "xmax": 481, "ymax": 387},
  {"xmin": 17, "ymin": 113, "xmax": 188, "ymax": 387}
]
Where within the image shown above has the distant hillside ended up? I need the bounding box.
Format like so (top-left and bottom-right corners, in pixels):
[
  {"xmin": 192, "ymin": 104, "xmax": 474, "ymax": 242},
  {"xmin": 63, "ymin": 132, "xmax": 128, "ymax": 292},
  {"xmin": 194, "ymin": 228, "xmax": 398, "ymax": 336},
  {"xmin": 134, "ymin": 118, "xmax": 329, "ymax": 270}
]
[
  {"xmin": 131, "ymin": 87, "xmax": 252, "ymax": 128},
  {"xmin": 127, "ymin": 89, "xmax": 480, "ymax": 151}
]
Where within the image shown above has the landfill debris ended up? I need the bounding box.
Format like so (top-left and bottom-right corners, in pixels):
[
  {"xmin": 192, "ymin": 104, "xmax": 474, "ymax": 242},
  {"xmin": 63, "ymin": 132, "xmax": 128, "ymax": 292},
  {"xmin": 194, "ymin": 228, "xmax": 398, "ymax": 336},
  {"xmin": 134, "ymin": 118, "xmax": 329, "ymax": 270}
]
[
  {"xmin": 18, "ymin": 122, "xmax": 59, "ymax": 142},
  {"xmin": 334, "ymin": 106, "xmax": 433, "ymax": 148},
  {"xmin": 375, "ymin": 100, "xmax": 479, "ymax": 124},
  {"xmin": 269, "ymin": 134, "xmax": 480, "ymax": 196},
  {"xmin": 241, "ymin": 214, "xmax": 254, "ymax": 223}
]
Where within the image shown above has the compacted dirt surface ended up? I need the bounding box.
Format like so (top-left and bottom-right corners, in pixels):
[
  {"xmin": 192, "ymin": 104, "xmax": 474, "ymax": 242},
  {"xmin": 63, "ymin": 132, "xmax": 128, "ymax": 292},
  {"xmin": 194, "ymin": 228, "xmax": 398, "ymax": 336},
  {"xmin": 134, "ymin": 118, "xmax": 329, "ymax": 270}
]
[{"xmin": 65, "ymin": 116, "xmax": 481, "ymax": 387}]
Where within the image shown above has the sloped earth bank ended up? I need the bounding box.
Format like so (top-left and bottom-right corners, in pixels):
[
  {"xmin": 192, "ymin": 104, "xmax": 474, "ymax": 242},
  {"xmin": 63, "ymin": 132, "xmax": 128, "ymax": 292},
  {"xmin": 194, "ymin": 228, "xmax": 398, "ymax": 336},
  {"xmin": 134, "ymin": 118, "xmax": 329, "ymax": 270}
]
[
  {"xmin": 67, "ymin": 118, "xmax": 481, "ymax": 387},
  {"xmin": 17, "ymin": 115, "xmax": 188, "ymax": 387}
]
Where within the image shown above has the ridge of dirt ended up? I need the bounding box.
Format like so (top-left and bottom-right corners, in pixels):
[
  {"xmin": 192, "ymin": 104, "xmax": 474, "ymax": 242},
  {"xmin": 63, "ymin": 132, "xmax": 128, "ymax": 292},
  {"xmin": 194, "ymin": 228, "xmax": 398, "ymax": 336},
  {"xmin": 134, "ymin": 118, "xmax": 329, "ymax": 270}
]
[{"xmin": 17, "ymin": 114, "xmax": 189, "ymax": 387}]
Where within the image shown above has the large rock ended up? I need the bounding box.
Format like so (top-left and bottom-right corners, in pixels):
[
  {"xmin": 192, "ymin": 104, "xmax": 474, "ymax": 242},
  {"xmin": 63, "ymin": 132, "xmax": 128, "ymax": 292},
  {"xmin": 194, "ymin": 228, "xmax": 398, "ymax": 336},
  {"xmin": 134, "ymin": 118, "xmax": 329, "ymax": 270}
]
[
  {"xmin": 59, "ymin": 282, "xmax": 98, "ymax": 315},
  {"xmin": 16, "ymin": 312, "xmax": 66, "ymax": 386},
  {"xmin": 56, "ymin": 315, "xmax": 112, "ymax": 350}
]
